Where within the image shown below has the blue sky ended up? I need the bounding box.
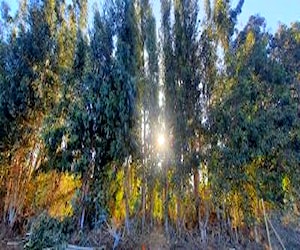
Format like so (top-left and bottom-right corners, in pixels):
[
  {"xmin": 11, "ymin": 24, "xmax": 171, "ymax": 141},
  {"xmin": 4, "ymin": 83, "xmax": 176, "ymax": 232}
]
[
  {"xmin": 7, "ymin": 0, "xmax": 300, "ymax": 33},
  {"xmin": 233, "ymin": 0, "xmax": 300, "ymax": 32},
  {"xmin": 150, "ymin": 0, "xmax": 300, "ymax": 33}
]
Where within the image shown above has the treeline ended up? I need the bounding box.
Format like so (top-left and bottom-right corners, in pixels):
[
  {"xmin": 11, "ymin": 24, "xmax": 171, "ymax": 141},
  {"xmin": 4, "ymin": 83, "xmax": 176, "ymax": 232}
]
[{"xmin": 0, "ymin": 0, "xmax": 299, "ymax": 247}]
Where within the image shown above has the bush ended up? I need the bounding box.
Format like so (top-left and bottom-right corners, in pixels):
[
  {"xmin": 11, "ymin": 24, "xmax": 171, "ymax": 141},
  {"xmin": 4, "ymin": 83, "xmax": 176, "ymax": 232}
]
[{"xmin": 24, "ymin": 213, "xmax": 74, "ymax": 249}]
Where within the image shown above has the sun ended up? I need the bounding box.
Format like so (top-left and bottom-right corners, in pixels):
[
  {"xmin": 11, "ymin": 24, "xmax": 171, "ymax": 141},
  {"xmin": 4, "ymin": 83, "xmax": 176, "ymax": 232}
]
[{"xmin": 157, "ymin": 133, "xmax": 165, "ymax": 147}]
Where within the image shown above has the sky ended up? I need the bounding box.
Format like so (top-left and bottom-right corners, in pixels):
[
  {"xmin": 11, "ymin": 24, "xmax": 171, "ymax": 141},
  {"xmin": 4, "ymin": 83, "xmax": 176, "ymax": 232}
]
[
  {"xmin": 149, "ymin": 0, "xmax": 300, "ymax": 33},
  {"xmin": 6, "ymin": 0, "xmax": 300, "ymax": 33},
  {"xmin": 232, "ymin": 0, "xmax": 300, "ymax": 33}
]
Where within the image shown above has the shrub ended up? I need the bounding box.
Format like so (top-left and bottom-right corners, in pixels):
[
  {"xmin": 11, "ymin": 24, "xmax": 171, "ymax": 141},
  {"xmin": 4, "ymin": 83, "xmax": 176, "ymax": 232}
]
[{"xmin": 24, "ymin": 213, "xmax": 74, "ymax": 249}]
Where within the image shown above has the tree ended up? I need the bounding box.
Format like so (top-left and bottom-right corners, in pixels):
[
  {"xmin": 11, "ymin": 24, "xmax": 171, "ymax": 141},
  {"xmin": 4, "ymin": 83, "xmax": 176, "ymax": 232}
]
[
  {"xmin": 111, "ymin": 0, "xmax": 140, "ymax": 234},
  {"xmin": 45, "ymin": 5, "xmax": 114, "ymax": 229},
  {"xmin": 0, "ymin": 0, "xmax": 60, "ymax": 227},
  {"xmin": 270, "ymin": 21, "xmax": 300, "ymax": 202},
  {"xmin": 160, "ymin": 0, "xmax": 174, "ymax": 235},
  {"xmin": 212, "ymin": 0, "xmax": 244, "ymax": 51},
  {"xmin": 172, "ymin": 0, "xmax": 202, "ymax": 232},
  {"xmin": 209, "ymin": 16, "xmax": 300, "ymax": 229},
  {"xmin": 139, "ymin": 0, "xmax": 159, "ymax": 231}
]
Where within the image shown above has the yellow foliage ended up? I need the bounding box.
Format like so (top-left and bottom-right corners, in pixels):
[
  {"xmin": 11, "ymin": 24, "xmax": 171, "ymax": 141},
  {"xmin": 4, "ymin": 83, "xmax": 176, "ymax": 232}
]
[
  {"xmin": 152, "ymin": 183, "xmax": 163, "ymax": 221},
  {"xmin": 227, "ymin": 191, "xmax": 244, "ymax": 228},
  {"xmin": 129, "ymin": 165, "xmax": 141, "ymax": 213},
  {"xmin": 245, "ymin": 31, "xmax": 255, "ymax": 54},
  {"xmin": 294, "ymin": 31, "xmax": 300, "ymax": 43},
  {"xmin": 282, "ymin": 175, "xmax": 290, "ymax": 192},
  {"xmin": 214, "ymin": 0, "xmax": 226, "ymax": 17},
  {"xmin": 48, "ymin": 173, "xmax": 81, "ymax": 218},
  {"xmin": 31, "ymin": 171, "xmax": 56, "ymax": 209},
  {"xmin": 108, "ymin": 169, "xmax": 125, "ymax": 224},
  {"xmin": 28, "ymin": 171, "xmax": 81, "ymax": 219},
  {"xmin": 45, "ymin": 0, "xmax": 56, "ymax": 34}
]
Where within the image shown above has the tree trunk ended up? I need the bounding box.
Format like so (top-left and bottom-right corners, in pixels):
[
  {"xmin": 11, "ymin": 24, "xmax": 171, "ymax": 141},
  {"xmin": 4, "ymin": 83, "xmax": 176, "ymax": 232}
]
[
  {"xmin": 193, "ymin": 166, "xmax": 200, "ymax": 229},
  {"xmin": 124, "ymin": 157, "xmax": 131, "ymax": 235},
  {"xmin": 80, "ymin": 205, "xmax": 86, "ymax": 230},
  {"xmin": 141, "ymin": 173, "xmax": 146, "ymax": 232},
  {"xmin": 149, "ymin": 185, "xmax": 154, "ymax": 228},
  {"xmin": 79, "ymin": 178, "xmax": 89, "ymax": 230},
  {"xmin": 141, "ymin": 110, "xmax": 147, "ymax": 232},
  {"xmin": 164, "ymin": 164, "xmax": 169, "ymax": 235},
  {"xmin": 176, "ymin": 194, "xmax": 182, "ymax": 235}
]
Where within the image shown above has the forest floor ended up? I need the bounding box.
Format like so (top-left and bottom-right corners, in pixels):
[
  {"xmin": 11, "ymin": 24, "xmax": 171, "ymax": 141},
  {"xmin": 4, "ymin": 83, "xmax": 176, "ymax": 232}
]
[
  {"xmin": 0, "ymin": 213, "xmax": 300, "ymax": 249},
  {"xmin": 139, "ymin": 226, "xmax": 169, "ymax": 250}
]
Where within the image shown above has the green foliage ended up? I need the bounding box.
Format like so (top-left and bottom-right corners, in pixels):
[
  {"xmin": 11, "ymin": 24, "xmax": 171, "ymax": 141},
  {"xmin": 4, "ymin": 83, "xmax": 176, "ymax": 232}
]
[
  {"xmin": 25, "ymin": 213, "xmax": 74, "ymax": 249},
  {"xmin": 209, "ymin": 15, "xmax": 300, "ymax": 212},
  {"xmin": 271, "ymin": 22, "xmax": 300, "ymax": 83},
  {"xmin": 0, "ymin": 0, "xmax": 299, "ymax": 239},
  {"xmin": 213, "ymin": 0, "xmax": 245, "ymax": 49}
]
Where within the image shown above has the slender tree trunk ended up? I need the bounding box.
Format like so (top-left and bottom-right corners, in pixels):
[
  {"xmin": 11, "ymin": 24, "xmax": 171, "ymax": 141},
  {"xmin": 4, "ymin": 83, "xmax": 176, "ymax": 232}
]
[
  {"xmin": 176, "ymin": 193, "xmax": 181, "ymax": 235},
  {"xmin": 79, "ymin": 176, "xmax": 89, "ymax": 230},
  {"xmin": 124, "ymin": 157, "xmax": 131, "ymax": 234},
  {"xmin": 193, "ymin": 166, "xmax": 200, "ymax": 229},
  {"xmin": 141, "ymin": 110, "xmax": 147, "ymax": 232},
  {"xmin": 149, "ymin": 185, "xmax": 154, "ymax": 228},
  {"xmin": 164, "ymin": 163, "xmax": 169, "ymax": 235},
  {"xmin": 200, "ymin": 200, "xmax": 209, "ymax": 243},
  {"xmin": 79, "ymin": 153, "xmax": 96, "ymax": 231},
  {"xmin": 141, "ymin": 173, "xmax": 146, "ymax": 232},
  {"xmin": 4, "ymin": 138, "xmax": 42, "ymax": 228},
  {"xmin": 80, "ymin": 205, "xmax": 86, "ymax": 230}
]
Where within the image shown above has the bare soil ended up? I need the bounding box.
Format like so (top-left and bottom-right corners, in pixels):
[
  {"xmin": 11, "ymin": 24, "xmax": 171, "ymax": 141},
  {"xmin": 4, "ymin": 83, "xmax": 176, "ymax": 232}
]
[{"xmin": 139, "ymin": 227, "xmax": 169, "ymax": 250}]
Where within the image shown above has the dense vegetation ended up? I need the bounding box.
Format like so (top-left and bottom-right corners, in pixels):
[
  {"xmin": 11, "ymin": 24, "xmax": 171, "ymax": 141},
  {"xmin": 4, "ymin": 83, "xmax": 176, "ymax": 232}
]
[{"xmin": 0, "ymin": 0, "xmax": 299, "ymax": 248}]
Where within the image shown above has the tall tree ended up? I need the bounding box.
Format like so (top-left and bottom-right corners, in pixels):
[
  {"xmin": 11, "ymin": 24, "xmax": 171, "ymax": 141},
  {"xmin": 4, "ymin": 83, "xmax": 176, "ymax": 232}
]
[
  {"xmin": 0, "ymin": 0, "xmax": 59, "ymax": 227},
  {"xmin": 173, "ymin": 0, "xmax": 201, "ymax": 232},
  {"xmin": 139, "ymin": 0, "xmax": 159, "ymax": 231},
  {"xmin": 160, "ymin": 0, "xmax": 174, "ymax": 235},
  {"xmin": 210, "ymin": 16, "xmax": 300, "ymax": 228},
  {"xmin": 112, "ymin": 0, "xmax": 140, "ymax": 234},
  {"xmin": 45, "ymin": 5, "xmax": 113, "ymax": 229}
]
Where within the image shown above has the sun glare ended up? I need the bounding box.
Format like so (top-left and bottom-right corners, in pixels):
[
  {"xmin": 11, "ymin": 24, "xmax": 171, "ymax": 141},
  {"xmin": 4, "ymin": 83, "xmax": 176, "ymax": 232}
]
[{"xmin": 157, "ymin": 133, "xmax": 165, "ymax": 147}]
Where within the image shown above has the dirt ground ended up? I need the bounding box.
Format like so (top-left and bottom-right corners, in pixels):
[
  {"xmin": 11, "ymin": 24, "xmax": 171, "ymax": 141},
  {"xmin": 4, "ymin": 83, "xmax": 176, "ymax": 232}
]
[
  {"xmin": 139, "ymin": 227, "xmax": 170, "ymax": 250},
  {"xmin": 0, "ymin": 213, "xmax": 300, "ymax": 250}
]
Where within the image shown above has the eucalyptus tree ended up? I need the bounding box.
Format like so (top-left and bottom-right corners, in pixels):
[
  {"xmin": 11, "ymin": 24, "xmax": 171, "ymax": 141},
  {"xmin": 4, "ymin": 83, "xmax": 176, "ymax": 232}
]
[
  {"xmin": 270, "ymin": 22, "xmax": 300, "ymax": 203},
  {"xmin": 192, "ymin": 0, "xmax": 219, "ymax": 238},
  {"xmin": 210, "ymin": 15, "xmax": 300, "ymax": 229},
  {"xmin": 172, "ymin": 0, "xmax": 201, "ymax": 232},
  {"xmin": 112, "ymin": 0, "xmax": 141, "ymax": 234},
  {"xmin": 138, "ymin": 0, "xmax": 160, "ymax": 230},
  {"xmin": 0, "ymin": 3, "xmax": 14, "ymax": 218},
  {"xmin": 160, "ymin": 0, "xmax": 174, "ymax": 235},
  {"xmin": 44, "ymin": 0, "xmax": 141, "ymax": 231},
  {"xmin": 0, "ymin": 0, "xmax": 91, "ymax": 228},
  {"xmin": 44, "ymin": 4, "xmax": 114, "ymax": 229},
  {"xmin": 0, "ymin": 0, "xmax": 60, "ymax": 227}
]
